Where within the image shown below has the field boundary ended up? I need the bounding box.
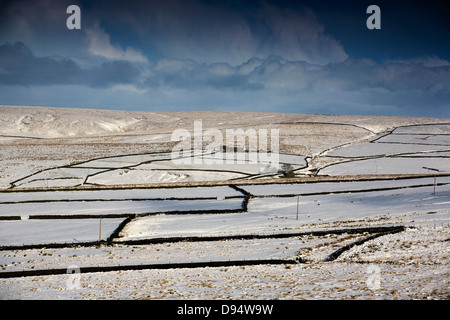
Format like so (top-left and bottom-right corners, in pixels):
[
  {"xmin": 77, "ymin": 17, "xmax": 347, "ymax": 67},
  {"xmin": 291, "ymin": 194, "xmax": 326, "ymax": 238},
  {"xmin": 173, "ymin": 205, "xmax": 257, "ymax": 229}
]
[
  {"xmin": 0, "ymin": 225, "xmax": 407, "ymax": 278},
  {"xmin": 113, "ymin": 225, "xmax": 406, "ymax": 246},
  {"xmin": 0, "ymin": 259, "xmax": 298, "ymax": 279},
  {"xmin": 324, "ymin": 228, "xmax": 405, "ymax": 261},
  {"xmin": 0, "ymin": 225, "xmax": 405, "ymax": 251},
  {"xmin": 2, "ymin": 173, "xmax": 449, "ymax": 193}
]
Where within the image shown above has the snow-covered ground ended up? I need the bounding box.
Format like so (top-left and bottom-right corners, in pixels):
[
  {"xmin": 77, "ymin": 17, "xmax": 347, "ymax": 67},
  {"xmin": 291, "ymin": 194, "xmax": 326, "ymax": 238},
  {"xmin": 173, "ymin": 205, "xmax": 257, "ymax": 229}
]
[
  {"xmin": 9, "ymin": 150, "xmax": 307, "ymax": 188},
  {"xmin": 117, "ymin": 184, "xmax": 450, "ymax": 241},
  {"xmin": 0, "ymin": 106, "xmax": 449, "ymax": 300},
  {"xmin": 1, "ymin": 227, "xmax": 448, "ymax": 299},
  {"xmin": 0, "ymin": 198, "xmax": 243, "ymax": 219},
  {"xmin": 320, "ymin": 157, "xmax": 450, "ymax": 175},
  {"xmin": 241, "ymin": 176, "xmax": 450, "ymax": 196},
  {"xmin": 0, "ymin": 185, "xmax": 242, "ymax": 202},
  {"xmin": 0, "ymin": 218, "xmax": 124, "ymax": 246},
  {"xmin": 320, "ymin": 123, "xmax": 449, "ymax": 176}
]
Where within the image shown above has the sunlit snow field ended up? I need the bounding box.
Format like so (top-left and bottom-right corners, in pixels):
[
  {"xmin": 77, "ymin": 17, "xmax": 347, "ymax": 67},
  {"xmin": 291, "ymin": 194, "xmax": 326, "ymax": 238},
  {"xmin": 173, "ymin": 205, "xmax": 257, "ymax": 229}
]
[{"xmin": 0, "ymin": 106, "xmax": 449, "ymax": 299}]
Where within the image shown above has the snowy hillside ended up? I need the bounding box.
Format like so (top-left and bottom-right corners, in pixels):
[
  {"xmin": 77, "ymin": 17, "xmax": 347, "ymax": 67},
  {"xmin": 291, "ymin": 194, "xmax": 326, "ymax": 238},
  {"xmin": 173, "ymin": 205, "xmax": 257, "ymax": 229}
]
[{"xmin": 1, "ymin": 105, "xmax": 449, "ymax": 189}]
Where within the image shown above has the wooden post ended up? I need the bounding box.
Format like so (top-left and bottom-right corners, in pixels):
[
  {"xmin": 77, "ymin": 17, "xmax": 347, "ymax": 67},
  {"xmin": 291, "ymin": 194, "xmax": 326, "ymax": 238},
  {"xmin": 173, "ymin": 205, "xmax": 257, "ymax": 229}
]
[
  {"xmin": 434, "ymin": 176, "xmax": 436, "ymax": 195},
  {"xmin": 99, "ymin": 217, "xmax": 102, "ymax": 242},
  {"xmin": 296, "ymin": 195, "xmax": 299, "ymax": 220},
  {"xmin": 423, "ymin": 167, "xmax": 439, "ymax": 195}
]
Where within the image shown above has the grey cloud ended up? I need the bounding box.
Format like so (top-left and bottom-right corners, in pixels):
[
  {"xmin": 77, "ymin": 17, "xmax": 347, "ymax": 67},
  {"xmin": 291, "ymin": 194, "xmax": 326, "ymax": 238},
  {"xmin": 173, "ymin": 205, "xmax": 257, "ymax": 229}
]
[
  {"xmin": 253, "ymin": 4, "xmax": 348, "ymax": 64},
  {"xmin": 0, "ymin": 0, "xmax": 87, "ymax": 59},
  {"xmin": 0, "ymin": 42, "xmax": 82, "ymax": 85},
  {"xmin": 140, "ymin": 54, "xmax": 450, "ymax": 116},
  {"xmin": 90, "ymin": 0, "xmax": 348, "ymax": 66},
  {"xmin": 85, "ymin": 23, "xmax": 149, "ymax": 63},
  {"xmin": 144, "ymin": 60, "xmax": 264, "ymax": 91},
  {"xmin": 89, "ymin": 61, "xmax": 141, "ymax": 88},
  {"xmin": 1, "ymin": 41, "xmax": 449, "ymax": 117},
  {"xmin": 0, "ymin": 42, "xmax": 264, "ymax": 91},
  {"xmin": 319, "ymin": 58, "xmax": 450, "ymax": 93},
  {"xmin": 0, "ymin": 42, "xmax": 140, "ymax": 88}
]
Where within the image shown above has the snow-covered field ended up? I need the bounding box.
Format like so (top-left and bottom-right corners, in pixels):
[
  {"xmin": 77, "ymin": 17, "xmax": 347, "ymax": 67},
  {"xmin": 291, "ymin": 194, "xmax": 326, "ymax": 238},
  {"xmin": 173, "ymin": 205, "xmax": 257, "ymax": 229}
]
[
  {"xmin": 0, "ymin": 106, "xmax": 449, "ymax": 300},
  {"xmin": 117, "ymin": 184, "xmax": 450, "ymax": 241},
  {"xmin": 0, "ymin": 198, "xmax": 244, "ymax": 219},
  {"xmin": 1, "ymin": 226, "xmax": 448, "ymax": 300},
  {"xmin": 0, "ymin": 218, "xmax": 124, "ymax": 246}
]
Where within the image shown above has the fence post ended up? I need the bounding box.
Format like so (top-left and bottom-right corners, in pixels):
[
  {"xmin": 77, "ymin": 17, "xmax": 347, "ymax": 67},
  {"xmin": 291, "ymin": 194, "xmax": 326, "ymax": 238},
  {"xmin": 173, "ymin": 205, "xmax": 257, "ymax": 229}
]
[
  {"xmin": 296, "ymin": 195, "xmax": 299, "ymax": 220},
  {"xmin": 433, "ymin": 176, "xmax": 436, "ymax": 195},
  {"xmin": 99, "ymin": 217, "xmax": 102, "ymax": 242}
]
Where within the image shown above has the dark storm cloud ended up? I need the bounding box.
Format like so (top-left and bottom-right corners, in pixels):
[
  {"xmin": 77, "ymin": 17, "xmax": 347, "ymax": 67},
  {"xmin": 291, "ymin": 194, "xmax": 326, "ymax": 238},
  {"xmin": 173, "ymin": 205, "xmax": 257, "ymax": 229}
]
[
  {"xmin": 0, "ymin": 42, "xmax": 140, "ymax": 88},
  {"xmin": 1, "ymin": 41, "xmax": 449, "ymax": 117},
  {"xmin": 319, "ymin": 58, "xmax": 450, "ymax": 92},
  {"xmin": 90, "ymin": 61, "xmax": 141, "ymax": 88},
  {"xmin": 142, "ymin": 55, "xmax": 450, "ymax": 116},
  {"xmin": 119, "ymin": 0, "xmax": 349, "ymax": 65},
  {"xmin": 0, "ymin": 42, "xmax": 81, "ymax": 85},
  {"xmin": 144, "ymin": 60, "xmax": 264, "ymax": 91},
  {"xmin": 0, "ymin": 0, "xmax": 348, "ymax": 66},
  {"xmin": 0, "ymin": 41, "xmax": 264, "ymax": 91},
  {"xmin": 0, "ymin": 0, "xmax": 449, "ymax": 117}
]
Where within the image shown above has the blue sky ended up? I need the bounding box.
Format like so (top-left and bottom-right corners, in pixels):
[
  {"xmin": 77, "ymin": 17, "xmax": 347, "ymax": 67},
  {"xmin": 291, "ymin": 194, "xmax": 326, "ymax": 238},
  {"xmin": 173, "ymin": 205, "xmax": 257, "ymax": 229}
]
[{"xmin": 0, "ymin": 0, "xmax": 449, "ymax": 117}]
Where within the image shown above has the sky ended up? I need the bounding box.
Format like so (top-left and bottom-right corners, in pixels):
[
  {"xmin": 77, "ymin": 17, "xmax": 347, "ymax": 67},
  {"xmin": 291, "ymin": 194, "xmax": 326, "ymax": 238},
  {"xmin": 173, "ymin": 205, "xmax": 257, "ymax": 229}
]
[{"xmin": 0, "ymin": 0, "xmax": 449, "ymax": 117}]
